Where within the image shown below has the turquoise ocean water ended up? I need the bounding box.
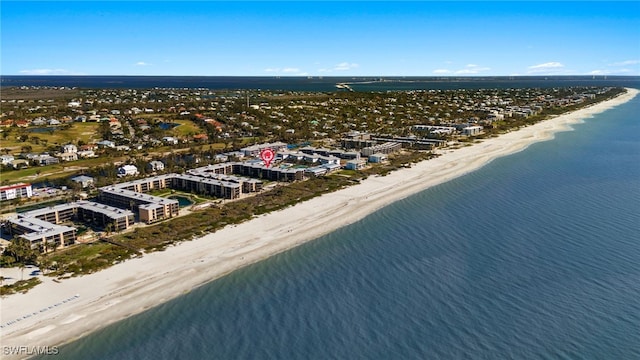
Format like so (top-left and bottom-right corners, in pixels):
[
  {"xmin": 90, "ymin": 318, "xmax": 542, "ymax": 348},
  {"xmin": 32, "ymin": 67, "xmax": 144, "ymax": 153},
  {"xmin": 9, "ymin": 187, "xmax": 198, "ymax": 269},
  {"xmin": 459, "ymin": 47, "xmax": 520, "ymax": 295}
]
[{"xmin": 44, "ymin": 94, "xmax": 639, "ymax": 359}]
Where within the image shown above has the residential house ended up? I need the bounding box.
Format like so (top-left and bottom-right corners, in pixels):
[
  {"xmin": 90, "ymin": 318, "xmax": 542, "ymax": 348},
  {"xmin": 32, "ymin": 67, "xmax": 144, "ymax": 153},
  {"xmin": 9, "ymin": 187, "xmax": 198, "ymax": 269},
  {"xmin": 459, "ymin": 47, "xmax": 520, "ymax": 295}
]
[
  {"xmin": 62, "ymin": 144, "xmax": 78, "ymax": 154},
  {"xmin": 368, "ymin": 153, "xmax": 388, "ymax": 163},
  {"xmin": 204, "ymin": 119, "xmax": 223, "ymax": 132},
  {"xmin": 77, "ymin": 150, "xmax": 96, "ymax": 158},
  {"xmin": 0, "ymin": 154, "xmax": 15, "ymax": 166},
  {"xmin": 147, "ymin": 160, "xmax": 165, "ymax": 172},
  {"xmin": 31, "ymin": 118, "xmax": 47, "ymax": 126},
  {"xmin": 70, "ymin": 175, "xmax": 95, "ymax": 188},
  {"xmin": 0, "ymin": 119, "xmax": 14, "ymax": 127},
  {"xmin": 79, "ymin": 144, "xmax": 98, "ymax": 151},
  {"xmin": 97, "ymin": 140, "xmax": 116, "ymax": 148},
  {"xmin": 10, "ymin": 159, "xmax": 29, "ymax": 169},
  {"xmin": 344, "ymin": 159, "xmax": 366, "ymax": 170},
  {"xmin": 58, "ymin": 152, "xmax": 78, "ymax": 162},
  {"xmin": 15, "ymin": 120, "xmax": 30, "ymax": 127},
  {"xmin": 117, "ymin": 165, "xmax": 139, "ymax": 177},
  {"xmin": 162, "ymin": 136, "xmax": 179, "ymax": 145},
  {"xmin": 33, "ymin": 154, "xmax": 60, "ymax": 166},
  {"xmin": 214, "ymin": 154, "xmax": 229, "ymax": 162},
  {"xmin": 193, "ymin": 134, "xmax": 209, "ymax": 142}
]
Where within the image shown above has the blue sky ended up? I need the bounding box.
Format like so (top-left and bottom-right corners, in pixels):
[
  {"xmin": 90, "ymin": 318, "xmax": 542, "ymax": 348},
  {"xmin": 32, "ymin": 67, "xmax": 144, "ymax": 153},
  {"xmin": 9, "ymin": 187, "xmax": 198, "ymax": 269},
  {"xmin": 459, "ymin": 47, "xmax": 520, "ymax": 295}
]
[{"xmin": 2, "ymin": 1, "xmax": 639, "ymax": 76}]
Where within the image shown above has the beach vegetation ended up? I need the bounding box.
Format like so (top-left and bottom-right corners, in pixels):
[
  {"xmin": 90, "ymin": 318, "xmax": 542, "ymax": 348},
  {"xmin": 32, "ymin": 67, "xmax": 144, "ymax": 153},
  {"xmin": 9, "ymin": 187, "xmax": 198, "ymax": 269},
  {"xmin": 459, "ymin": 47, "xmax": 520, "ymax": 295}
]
[
  {"xmin": 43, "ymin": 242, "xmax": 136, "ymax": 278},
  {"xmin": 0, "ymin": 277, "xmax": 41, "ymax": 296}
]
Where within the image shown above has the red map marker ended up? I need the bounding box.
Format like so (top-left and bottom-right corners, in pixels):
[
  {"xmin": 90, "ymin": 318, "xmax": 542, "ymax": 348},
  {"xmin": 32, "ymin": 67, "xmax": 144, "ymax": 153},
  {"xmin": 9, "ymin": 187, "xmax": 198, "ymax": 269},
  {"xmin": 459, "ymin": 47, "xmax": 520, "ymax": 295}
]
[{"xmin": 260, "ymin": 148, "xmax": 275, "ymax": 168}]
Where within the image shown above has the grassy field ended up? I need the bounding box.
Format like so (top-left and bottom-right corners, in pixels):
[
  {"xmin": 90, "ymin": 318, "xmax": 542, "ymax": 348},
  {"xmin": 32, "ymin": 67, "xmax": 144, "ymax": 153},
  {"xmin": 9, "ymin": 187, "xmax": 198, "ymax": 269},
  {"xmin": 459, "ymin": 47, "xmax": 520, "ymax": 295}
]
[
  {"xmin": 1, "ymin": 123, "xmax": 102, "ymax": 154},
  {"xmin": 170, "ymin": 120, "xmax": 204, "ymax": 136},
  {"xmin": 0, "ymin": 156, "xmax": 125, "ymax": 184}
]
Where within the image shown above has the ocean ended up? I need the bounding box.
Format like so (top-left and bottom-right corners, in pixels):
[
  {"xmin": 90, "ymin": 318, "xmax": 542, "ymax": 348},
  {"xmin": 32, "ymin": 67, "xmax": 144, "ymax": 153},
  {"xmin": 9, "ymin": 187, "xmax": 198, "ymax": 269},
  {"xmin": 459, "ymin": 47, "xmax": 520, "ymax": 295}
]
[
  {"xmin": 33, "ymin": 89, "xmax": 640, "ymax": 359},
  {"xmin": 2, "ymin": 75, "xmax": 639, "ymax": 92}
]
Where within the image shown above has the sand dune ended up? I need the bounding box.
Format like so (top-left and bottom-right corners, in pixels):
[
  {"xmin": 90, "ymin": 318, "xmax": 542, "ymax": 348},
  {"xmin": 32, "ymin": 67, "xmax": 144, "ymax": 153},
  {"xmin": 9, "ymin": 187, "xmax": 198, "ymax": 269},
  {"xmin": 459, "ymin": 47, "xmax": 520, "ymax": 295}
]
[{"xmin": 0, "ymin": 88, "xmax": 637, "ymax": 357}]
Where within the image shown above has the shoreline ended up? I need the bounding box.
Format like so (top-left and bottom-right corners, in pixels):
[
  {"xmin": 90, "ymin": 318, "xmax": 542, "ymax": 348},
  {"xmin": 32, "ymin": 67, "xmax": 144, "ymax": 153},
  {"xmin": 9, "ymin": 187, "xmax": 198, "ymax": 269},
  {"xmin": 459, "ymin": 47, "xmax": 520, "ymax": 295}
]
[{"xmin": 1, "ymin": 88, "xmax": 638, "ymax": 356}]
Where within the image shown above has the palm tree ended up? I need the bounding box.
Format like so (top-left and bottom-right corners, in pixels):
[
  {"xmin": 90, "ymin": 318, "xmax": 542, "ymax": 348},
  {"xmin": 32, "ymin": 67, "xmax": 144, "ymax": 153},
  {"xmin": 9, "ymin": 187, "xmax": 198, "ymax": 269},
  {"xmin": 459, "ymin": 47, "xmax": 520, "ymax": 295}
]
[
  {"xmin": 38, "ymin": 255, "xmax": 52, "ymax": 276},
  {"xmin": 7, "ymin": 237, "xmax": 35, "ymax": 281},
  {"xmin": 105, "ymin": 223, "xmax": 113, "ymax": 236}
]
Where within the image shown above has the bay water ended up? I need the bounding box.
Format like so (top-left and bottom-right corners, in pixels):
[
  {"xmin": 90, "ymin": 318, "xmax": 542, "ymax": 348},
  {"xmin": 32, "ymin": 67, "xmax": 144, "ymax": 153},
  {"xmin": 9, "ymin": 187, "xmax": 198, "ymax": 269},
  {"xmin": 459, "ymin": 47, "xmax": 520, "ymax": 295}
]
[{"xmin": 46, "ymin": 94, "xmax": 639, "ymax": 359}]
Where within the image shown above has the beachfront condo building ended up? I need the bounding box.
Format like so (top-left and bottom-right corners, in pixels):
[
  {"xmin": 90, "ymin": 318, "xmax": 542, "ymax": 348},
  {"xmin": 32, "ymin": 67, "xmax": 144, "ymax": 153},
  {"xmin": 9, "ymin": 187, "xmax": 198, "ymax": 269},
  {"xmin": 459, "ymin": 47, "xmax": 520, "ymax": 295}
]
[
  {"xmin": 7, "ymin": 201, "xmax": 136, "ymax": 250},
  {"xmin": 8, "ymin": 216, "xmax": 77, "ymax": 250}
]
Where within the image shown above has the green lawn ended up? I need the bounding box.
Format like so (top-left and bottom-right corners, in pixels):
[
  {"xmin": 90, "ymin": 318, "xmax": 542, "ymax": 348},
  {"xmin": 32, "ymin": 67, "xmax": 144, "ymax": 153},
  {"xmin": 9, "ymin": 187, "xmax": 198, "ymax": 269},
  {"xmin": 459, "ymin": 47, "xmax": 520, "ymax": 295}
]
[
  {"xmin": 1, "ymin": 123, "xmax": 102, "ymax": 154},
  {"xmin": 170, "ymin": 120, "xmax": 204, "ymax": 136},
  {"xmin": 1, "ymin": 156, "xmax": 124, "ymax": 184}
]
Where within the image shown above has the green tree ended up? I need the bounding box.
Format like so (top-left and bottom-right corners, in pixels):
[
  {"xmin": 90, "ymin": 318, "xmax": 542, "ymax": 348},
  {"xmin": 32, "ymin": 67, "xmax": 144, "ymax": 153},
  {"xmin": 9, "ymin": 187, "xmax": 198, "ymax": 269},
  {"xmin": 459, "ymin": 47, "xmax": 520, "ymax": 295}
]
[
  {"xmin": 6, "ymin": 237, "xmax": 37, "ymax": 280},
  {"xmin": 38, "ymin": 255, "xmax": 52, "ymax": 276},
  {"xmin": 6, "ymin": 237, "xmax": 36, "ymax": 265},
  {"xmin": 105, "ymin": 223, "xmax": 113, "ymax": 236}
]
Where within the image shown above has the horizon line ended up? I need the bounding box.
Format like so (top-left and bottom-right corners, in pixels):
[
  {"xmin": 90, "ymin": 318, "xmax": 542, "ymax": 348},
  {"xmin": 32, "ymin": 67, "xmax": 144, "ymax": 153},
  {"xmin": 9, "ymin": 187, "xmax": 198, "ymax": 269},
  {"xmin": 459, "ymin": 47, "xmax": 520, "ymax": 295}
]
[{"xmin": 2, "ymin": 74, "xmax": 639, "ymax": 78}]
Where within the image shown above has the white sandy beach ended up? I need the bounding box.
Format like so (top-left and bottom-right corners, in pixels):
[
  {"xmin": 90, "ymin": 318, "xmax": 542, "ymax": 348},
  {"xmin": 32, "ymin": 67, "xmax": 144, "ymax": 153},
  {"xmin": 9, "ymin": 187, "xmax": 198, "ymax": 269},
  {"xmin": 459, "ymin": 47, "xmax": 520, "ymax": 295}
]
[{"xmin": 1, "ymin": 88, "xmax": 637, "ymax": 356}]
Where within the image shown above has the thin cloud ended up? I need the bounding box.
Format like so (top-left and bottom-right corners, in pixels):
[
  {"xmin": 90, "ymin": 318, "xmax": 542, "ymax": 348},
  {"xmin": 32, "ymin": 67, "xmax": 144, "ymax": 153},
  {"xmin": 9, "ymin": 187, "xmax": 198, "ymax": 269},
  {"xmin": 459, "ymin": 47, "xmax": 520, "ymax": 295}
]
[
  {"xmin": 334, "ymin": 62, "xmax": 359, "ymax": 71},
  {"xmin": 609, "ymin": 60, "xmax": 639, "ymax": 66},
  {"xmin": 135, "ymin": 61, "xmax": 151, "ymax": 66},
  {"xmin": 263, "ymin": 67, "xmax": 307, "ymax": 76},
  {"xmin": 528, "ymin": 62, "xmax": 564, "ymax": 70},
  {"xmin": 432, "ymin": 65, "xmax": 489, "ymax": 75},
  {"xmin": 588, "ymin": 68, "xmax": 633, "ymax": 75},
  {"xmin": 317, "ymin": 62, "xmax": 359, "ymax": 73},
  {"xmin": 527, "ymin": 62, "xmax": 565, "ymax": 74},
  {"xmin": 19, "ymin": 69, "xmax": 85, "ymax": 75},
  {"xmin": 455, "ymin": 64, "xmax": 491, "ymax": 74}
]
